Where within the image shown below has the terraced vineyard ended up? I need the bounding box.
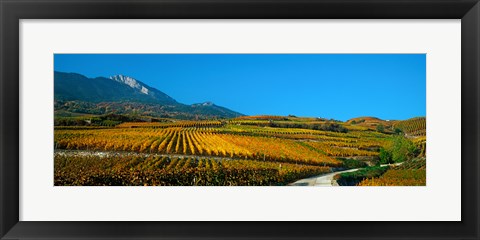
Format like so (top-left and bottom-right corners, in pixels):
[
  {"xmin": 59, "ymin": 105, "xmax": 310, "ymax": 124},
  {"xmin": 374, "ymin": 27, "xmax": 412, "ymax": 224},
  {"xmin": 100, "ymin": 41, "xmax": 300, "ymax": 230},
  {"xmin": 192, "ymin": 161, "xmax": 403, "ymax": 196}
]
[
  {"xmin": 358, "ymin": 158, "xmax": 426, "ymax": 186},
  {"xmin": 54, "ymin": 115, "xmax": 426, "ymax": 186},
  {"xmin": 394, "ymin": 117, "xmax": 426, "ymax": 137},
  {"xmin": 413, "ymin": 137, "xmax": 426, "ymax": 157}
]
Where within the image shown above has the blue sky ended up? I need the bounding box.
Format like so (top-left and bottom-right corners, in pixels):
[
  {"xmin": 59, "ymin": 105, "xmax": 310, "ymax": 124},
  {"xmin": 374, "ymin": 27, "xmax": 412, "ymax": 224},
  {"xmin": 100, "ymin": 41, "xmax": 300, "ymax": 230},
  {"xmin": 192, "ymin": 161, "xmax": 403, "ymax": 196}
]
[{"xmin": 54, "ymin": 54, "xmax": 426, "ymax": 121}]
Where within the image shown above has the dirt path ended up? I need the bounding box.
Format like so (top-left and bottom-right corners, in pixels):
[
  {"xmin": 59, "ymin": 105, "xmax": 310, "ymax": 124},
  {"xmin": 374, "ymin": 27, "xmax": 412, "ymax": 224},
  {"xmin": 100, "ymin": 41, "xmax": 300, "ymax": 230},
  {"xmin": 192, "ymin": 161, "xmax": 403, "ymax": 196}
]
[
  {"xmin": 54, "ymin": 149, "xmax": 237, "ymax": 161},
  {"xmin": 289, "ymin": 168, "xmax": 361, "ymax": 186},
  {"xmin": 289, "ymin": 162, "xmax": 403, "ymax": 186}
]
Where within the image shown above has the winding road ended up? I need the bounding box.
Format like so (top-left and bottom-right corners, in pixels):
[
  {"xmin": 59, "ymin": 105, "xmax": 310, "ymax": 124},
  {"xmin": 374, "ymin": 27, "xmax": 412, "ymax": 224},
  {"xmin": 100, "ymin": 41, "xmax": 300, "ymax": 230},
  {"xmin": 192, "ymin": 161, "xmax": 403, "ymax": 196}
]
[{"xmin": 289, "ymin": 162, "xmax": 403, "ymax": 186}]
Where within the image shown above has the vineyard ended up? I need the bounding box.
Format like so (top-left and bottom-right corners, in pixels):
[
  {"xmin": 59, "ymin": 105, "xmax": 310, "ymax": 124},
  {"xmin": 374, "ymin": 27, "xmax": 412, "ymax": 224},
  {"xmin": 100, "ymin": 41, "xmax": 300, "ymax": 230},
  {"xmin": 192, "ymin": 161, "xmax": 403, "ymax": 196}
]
[
  {"xmin": 358, "ymin": 158, "xmax": 426, "ymax": 186},
  {"xmin": 54, "ymin": 115, "xmax": 427, "ymax": 186},
  {"xmin": 116, "ymin": 120, "xmax": 225, "ymax": 129},
  {"xmin": 55, "ymin": 127, "xmax": 341, "ymax": 166},
  {"xmin": 413, "ymin": 137, "xmax": 426, "ymax": 157},
  {"xmin": 393, "ymin": 117, "xmax": 426, "ymax": 137},
  {"xmin": 55, "ymin": 154, "xmax": 330, "ymax": 186}
]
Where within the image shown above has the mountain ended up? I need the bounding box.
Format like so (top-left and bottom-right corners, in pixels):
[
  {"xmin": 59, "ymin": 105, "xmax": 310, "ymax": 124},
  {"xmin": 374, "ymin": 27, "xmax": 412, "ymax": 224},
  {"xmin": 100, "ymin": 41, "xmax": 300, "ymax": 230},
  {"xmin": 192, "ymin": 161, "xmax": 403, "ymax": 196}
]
[
  {"xmin": 109, "ymin": 74, "xmax": 177, "ymax": 104},
  {"xmin": 54, "ymin": 71, "xmax": 243, "ymax": 119},
  {"xmin": 54, "ymin": 71, "xmax": 177, "ymax": 104}
]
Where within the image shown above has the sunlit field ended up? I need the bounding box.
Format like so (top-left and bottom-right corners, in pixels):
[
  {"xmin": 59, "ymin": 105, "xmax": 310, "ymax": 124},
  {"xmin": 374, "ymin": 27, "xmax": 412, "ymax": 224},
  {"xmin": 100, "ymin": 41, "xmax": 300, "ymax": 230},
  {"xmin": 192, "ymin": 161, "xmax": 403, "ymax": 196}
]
[{"xmin": 54, "ymin": 116, "xmax": 426, "ymax": 186}]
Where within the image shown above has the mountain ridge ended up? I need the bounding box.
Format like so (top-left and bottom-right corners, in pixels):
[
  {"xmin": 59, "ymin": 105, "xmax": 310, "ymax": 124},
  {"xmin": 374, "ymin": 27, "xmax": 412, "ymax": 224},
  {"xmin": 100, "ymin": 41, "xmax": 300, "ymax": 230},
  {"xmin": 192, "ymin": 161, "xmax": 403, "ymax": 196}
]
[{"xmin": 54, "ymin": 71, "xmax": 244, "ymax": 119}]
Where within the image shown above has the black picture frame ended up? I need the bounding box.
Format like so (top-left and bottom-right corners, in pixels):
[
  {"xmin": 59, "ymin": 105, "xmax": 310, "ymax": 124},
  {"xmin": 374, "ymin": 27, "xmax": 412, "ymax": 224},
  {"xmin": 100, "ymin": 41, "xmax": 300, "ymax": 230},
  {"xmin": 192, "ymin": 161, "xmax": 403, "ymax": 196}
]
[{"xmin": 1, "ymin": 0, "xmax": 479, "ymax": 239}]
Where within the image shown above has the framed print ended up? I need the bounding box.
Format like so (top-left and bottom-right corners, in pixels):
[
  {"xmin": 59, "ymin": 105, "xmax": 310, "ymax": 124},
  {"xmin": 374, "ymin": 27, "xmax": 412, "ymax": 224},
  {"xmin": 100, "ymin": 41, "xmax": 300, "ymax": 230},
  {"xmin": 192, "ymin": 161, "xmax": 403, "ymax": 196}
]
[{"xmin": 1, "ymin": 0, "xmax": 479, "ymax": 239}]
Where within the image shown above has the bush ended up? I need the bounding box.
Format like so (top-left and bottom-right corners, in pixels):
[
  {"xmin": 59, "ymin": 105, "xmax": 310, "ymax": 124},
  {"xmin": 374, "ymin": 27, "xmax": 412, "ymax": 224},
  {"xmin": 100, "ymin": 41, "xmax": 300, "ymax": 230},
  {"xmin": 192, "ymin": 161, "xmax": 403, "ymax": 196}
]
[
  {"xmin": 380, "ymin": 136, "xmax": 418, "ymax": 164},
  {"xmin": 338, "ymin": 158, "xmax": 368, "ymax": 169},
  {"xmin": 394, "ymin": 127, "xmax": 403, "ymax": 135},
  {"xmin": 379, "ymin": 148, "xmax": 393, "ymax": 164},
  {"xmin": 335, "ymin": 166, "xmax": 389, "ymax": 186},
  {"xmin": 376, "ymin": 124, "xmax": 385, "ymax": 132}
]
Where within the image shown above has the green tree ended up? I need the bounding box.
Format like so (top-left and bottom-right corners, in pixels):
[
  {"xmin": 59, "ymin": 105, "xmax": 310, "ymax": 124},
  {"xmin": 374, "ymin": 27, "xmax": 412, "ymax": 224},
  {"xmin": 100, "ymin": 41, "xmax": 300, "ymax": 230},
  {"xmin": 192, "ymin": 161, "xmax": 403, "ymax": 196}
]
[
  {"xmin": 381, "ymin": 136, "xmax": 418, "ymax": 163},
  {"xmin": 379, "ymin": 147, "xmax": 393, "ymax": 164},
  {"xmin": 376, "ymin": 124, "xmax": 385, "ymax": 133},
  {"xmin": 394, "ymin": 127, "xmax": 403, "ymax": 135},
  {"xmin": 390, "ymin": 136, "xmax": 418, "ymax": 162}
]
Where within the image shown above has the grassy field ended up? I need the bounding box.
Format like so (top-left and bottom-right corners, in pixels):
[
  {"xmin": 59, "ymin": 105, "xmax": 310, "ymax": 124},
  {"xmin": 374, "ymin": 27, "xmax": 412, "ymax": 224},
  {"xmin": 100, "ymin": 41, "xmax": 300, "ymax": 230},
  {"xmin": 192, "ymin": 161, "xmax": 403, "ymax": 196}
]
[{"xmin": 54, "ymin": 115, "xmax": 426, "ymax": 186}]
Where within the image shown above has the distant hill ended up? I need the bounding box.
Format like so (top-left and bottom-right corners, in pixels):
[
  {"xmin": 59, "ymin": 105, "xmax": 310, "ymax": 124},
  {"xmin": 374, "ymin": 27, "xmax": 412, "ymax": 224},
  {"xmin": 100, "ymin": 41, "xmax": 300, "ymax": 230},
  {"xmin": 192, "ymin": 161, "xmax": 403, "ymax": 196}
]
[
  {"xmin": 346, "ymin": 116, "xmax": 390, "ymax": 128},
  {"xmin": 393, "ymin": 117, "xmax": 426, "ymax": 137},
  {"xmin": 347, "ymin": 116, "xmax": 426, "ymax": 137},
  {"xmin": 54, "ymin": 71, "xmax": 244, "ymax": 119}
]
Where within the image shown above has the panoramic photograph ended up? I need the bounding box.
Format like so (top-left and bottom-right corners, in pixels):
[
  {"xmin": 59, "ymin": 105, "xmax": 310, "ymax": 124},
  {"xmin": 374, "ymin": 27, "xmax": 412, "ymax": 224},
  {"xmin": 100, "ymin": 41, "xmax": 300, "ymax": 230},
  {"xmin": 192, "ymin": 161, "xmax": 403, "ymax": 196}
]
[{"xmin": 54, "ymin": 54, "xmax": 426, "ymax": 186}]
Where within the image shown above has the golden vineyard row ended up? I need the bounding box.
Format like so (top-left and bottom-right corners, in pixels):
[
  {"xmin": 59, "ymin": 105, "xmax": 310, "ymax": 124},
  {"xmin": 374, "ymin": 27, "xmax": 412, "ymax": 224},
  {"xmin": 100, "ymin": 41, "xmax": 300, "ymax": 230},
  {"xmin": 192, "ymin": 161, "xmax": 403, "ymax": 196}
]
[
  {"xmin": 55, "ymin": 155, "xmax": 331, "ymax": 186},
  {"xmin": 116, "ymin": 120, "xmax": 224, "ymax": 128},
  {"xmin": 54, "ymin": 127, "xmax": 385, "ymax": 166}
]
